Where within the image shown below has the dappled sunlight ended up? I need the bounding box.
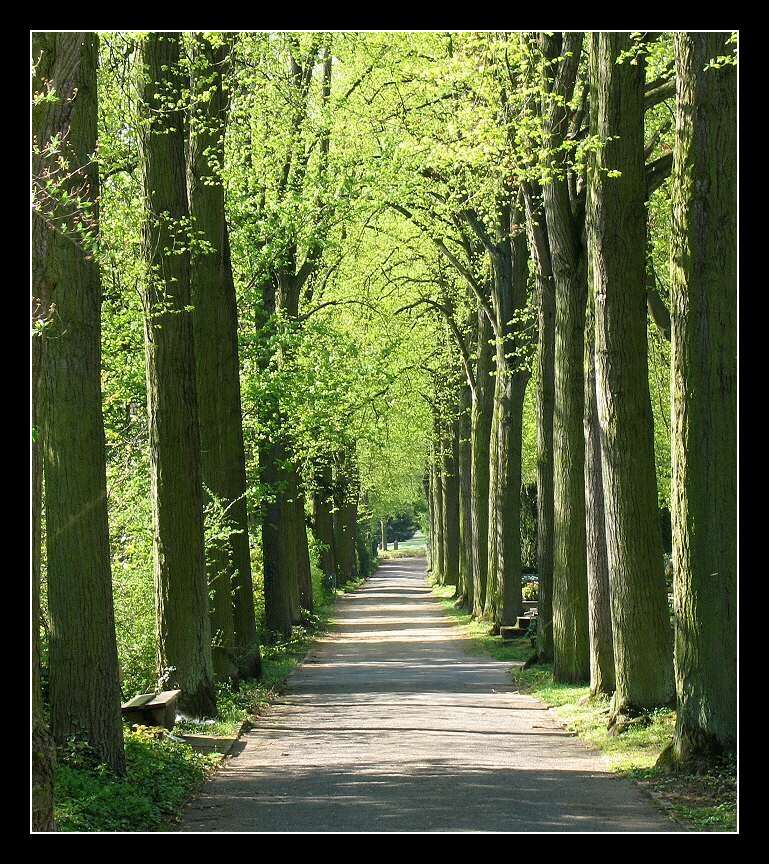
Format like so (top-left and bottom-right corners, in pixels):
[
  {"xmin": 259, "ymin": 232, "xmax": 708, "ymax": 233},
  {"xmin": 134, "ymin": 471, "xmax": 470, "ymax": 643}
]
[{"xmin": 181, "ymin": 560, "xmax": 670, "ymax": 832}]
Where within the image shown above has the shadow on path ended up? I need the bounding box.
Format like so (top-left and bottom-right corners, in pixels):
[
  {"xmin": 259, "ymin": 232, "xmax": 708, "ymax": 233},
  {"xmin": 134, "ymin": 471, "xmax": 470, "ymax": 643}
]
[{"xmin": 180, "ymin": 559, "xmax": 673, "ymax": 832}]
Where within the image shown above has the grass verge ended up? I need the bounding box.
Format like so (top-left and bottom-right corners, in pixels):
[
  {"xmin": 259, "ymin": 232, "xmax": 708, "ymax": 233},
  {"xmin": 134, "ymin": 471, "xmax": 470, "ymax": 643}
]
[{"xmin": 432, "ymin": 582, "xmax": 737, "ymax": 833}]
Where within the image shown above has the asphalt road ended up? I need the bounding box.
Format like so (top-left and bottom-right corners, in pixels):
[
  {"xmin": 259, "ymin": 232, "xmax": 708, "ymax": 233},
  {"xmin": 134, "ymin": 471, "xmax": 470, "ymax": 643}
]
[{"xmin": 179, "ymin": 558, "xmax": 673, "ymax": 832}]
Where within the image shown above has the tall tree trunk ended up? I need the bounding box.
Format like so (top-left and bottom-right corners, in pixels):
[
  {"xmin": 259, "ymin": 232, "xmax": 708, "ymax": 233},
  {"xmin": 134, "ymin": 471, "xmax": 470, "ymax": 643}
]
[
  {"xmin": 334, "ymin": 448, "xmax": 359, "ymax": 585},
  {"xmin": 588, "ymin": 32, "xmax": 673, "ymax": 716},
  {"xmin": 431, "ymin": 454, "xmax": 445, "ymax": 584},
  {"xmin": 422, "ymin": 467, "xmax": 432, "ymax": 571},
  {"xmin": 139, "ymin": 32, "xmax": 215, "ymax": 716},
  {"xmin": 39, "ymin": 32, "xmax": 126, "ymax": 773},
  {"xmin": 458, "ymin": 382, "xmax": 473, "ymax": 609},
  {"xmin": 485, "ymin": 219, "xmax": 530, "ymax": 628},
  {"xmin": 584, "ymin": 278, "xmax": 615, "ymax": 697},
  {"xmin": 541, "ymin": 32, "xmax": 590, "ymax": 684},
  {"xmin": 471, "ymin": 306, "xmax": 494, "ymax": 618},
  {"xmin": 32, "ymin": 33, "xmax": 86, "ymax": 824},
  {"xmin": 256, "ymin": 283, "xmax": 293, "ymax": 639},
  {"xmin": 524, "ymin": 184, "xmax": 555, "ymax": 663},
  {"xmin": 188, "ymin": 34, "xmax": 259, "ymax": 678},
  {"xmin": 290, "ymin": 473, "xmax": 314, "ymax": 614},
  {"xmin": 441, "ymin": 417, "xmax": 460, "ymax": 590},
  {"xmin": 666, "ymin": 31, "xmax": 736, "ymax": 763},
  {"xmin": 261, "ymin": 442, "xmax": 292, "ymax": 638},
  {"xmin": 311, "ymin": 456, "xmax": 338, "ymax": 585}
]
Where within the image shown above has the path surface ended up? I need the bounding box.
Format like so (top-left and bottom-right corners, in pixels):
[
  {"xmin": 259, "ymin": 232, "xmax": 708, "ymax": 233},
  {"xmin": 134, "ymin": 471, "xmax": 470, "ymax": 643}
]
[{"xmin": 180, "ymin": 559, "xmax": 672, "ymax": 832}]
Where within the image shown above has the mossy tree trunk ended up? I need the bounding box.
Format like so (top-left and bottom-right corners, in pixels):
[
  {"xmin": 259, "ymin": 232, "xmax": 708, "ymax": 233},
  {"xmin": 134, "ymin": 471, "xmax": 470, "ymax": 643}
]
[
  {"xmin": 523, "ymin": 183, "xmax": 555, "ymax": 662},
  {"xmin": 588, "ymin": 32, "xmax": 673, "ymax": 716},
  {"xmin": 540, "ymin": 32, "xmax": 590, "ymax": 683},
  {"xmin": 39, "ymin": 32, "xmax": 126, "ymax": 772},
  {"xmin": 667, "ymin": 31, "xmax": 736, "ymax": 763},
  {"xmin": 484, "ymin": 215, "xmax": 529, "ymax": 628},
  {"xmin": 584, "ymin": 276, "xmax": 615, "ymax": 697},
  {"xmin": 470, "ymin": 305, "xmax": 494, "ymax": 618},
  {"xmin": 334, "ymin": 447, "xmax": 359, "ymax": 586},
  {"xmin": 431, "ymin": 452, "xmax": 445, "ymax": 584},
  {"xmin": 458, "ymin": 381, "xmax": 473, "ymax": 609},
  {"xmin": 188, "ymin": 34, "xmax": 259, "ymax": 678},
  {"xmin": 311, "ymin": 456, "xmax": 338, "ymax": 586},
  {"xmin": 32, "ymin": 30, "xmax": 86, "ymax": 828},
  {"xmin": 139, "ymin": 32, "xmax": 215, "ymax": 716},
  {"xmin": 441, "ymin": 417, "xmax": 461, "ymax": 590}
]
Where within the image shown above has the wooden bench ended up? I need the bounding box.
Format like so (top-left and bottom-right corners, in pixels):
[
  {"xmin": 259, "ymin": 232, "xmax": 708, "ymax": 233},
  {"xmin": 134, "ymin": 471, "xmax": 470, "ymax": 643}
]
[{"xmin": 121, "ymin": 689, "xmax": 181, "ymax": 730}]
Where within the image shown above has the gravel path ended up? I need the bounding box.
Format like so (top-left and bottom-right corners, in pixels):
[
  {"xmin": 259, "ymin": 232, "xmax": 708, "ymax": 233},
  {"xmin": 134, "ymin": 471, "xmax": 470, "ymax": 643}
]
[{"xmin": 179, "ymin": 558, "xmax": 673, "ymax": 832}]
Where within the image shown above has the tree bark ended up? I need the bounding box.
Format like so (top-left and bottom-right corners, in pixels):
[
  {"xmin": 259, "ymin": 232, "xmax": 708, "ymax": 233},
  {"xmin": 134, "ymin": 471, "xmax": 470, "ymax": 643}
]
[
  {"xmin": 32, "ymin": 30, "xmax": 85, "ymax": 828},
  {"xmin": 441, "ymin": 417, "xmax": 460, "ymax": 589},
  {"xmin": 524, "ymin": 184, "xmax": 555, "ymax": 663},
  {"xmin": 311, "ymin": 456, "xmax": 338, "ymax": 585},
  {"xmin": 584, "ymin": 277, "xmax": 615, "ymax": 697},
  {"xmin": 139, "ymin": 32, "xmax": 215, "ymax": 716},
  {"xmin": 458, "ymin": 381, "xmax": 473, "ymax": 609},
  {"xmin": 334, "ymin": 448, "xmax": 359, "ymax": 585},
  {"xmin": 188, "ymin": 34, "xmax": 260, "ymax": 678},
  {"xmin": 431, "ymin": 452, "xmax": 445, "ymax": 584},
  {"xmin": 540, "ymin": 32, "xmax": 590, "ymax": 683},
  {"xmin": 588, "ymin": 32, "xmax": 673, "ymax": 716},
  {"xmin": 484, "ymin": 219, "xmax": 529, "ymax": 628},
  {"xmin": 471, "ymin": 305, "xmax": 494, "ymax": 618},
  {"xmin": 667, "ymin": 31, "xmax": 736, "ymax": 763},
  {"xmin": 39, "ymin": 32, "xmax": 126, "ymax": 772}
]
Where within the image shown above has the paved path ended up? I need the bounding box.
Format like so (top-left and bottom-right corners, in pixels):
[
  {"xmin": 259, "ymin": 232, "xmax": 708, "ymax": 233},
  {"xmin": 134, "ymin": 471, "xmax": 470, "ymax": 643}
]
[{"xmin": 180, "ymin": 559, "xmax": 673, "ymax": 832}]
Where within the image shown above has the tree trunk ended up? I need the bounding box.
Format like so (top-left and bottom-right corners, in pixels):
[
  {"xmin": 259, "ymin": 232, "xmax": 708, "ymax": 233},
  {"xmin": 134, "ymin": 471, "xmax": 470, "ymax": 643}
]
[
  {"xmin": 188, "ymin": 34, "xmax": 259, "ymax": 678},
  {"xmin": 524, "ymin": 185, "xmax": 556, "ymax": 663},
  {"xmin": 139, "ymin": 32, "xmax": 215, "ymax": 716},
  {"xmin": 291, "ymin": 475, "xmax": 313, "ymax": 615},
  {"xmin": 471, "ymin": 306, "xmax": 494, "ymax": 618},
  {"xmin": 32, "ymin": 32, "xmax": 88, "ymax": 824},
  {"xmin": 40, "ymin": 32, "xmax": 126, "ymax": 772},
  {"xmin": 311, "ymin": 457, "xmax": 338, "ymax": 585},
  {"xmin": 441, "ymin": 417, "xmax": 460, "ymax": 589},
  {"xmin": 431, "ymin": 454, "xmax": 445, "ymax": 584},
  {"xmin": 584, "ymin": 280, "xmax": 615, "ymax": 697},
  {"xmin": 667, "ymin": 31, "xmax": 736, "ymax": 763},
  {"xmin": 484, "ymin": 226, "xmax": 529, "ymax": 628},
  {"xmin": 588, "ymin": 32, "xmax": 673, "ymax": 716},
  {"xmin": 538, "ymin": 31, "xmax": 589, "ymax": 683},
  {"xmin": 458, "ymin": 381, "xmax": 473, "ymax": 609},
  {"xmin": 261, "ymin": 440, "xmax": 291, "ymax": 638},
  {"xmin": 334, "ymin": 448, "xmax": 359, "ymax": 585}
]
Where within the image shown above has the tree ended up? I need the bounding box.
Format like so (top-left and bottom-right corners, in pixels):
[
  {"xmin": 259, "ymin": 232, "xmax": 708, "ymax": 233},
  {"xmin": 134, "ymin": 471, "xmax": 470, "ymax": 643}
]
[
  {"xmin": 523, "ymin": 182, "xmax": 555, "ymax": 662},
  {"xmin": 539, "ymin": 33, "xmax": 590, "ymax": 682},
  {"xmin": 188, "ymin": 33, "xmax": 260, "ymax": 677},
  {"xmin": 588, "ymin": 32, "xmax": 673, "ymax": 718},
  {"xmin": 664, "ymin": 31, "xmax": 736, "ymax": 764},
  {"xmin": 334, "ymin": 446, "xmax": 360, "ymax": 585},
  {"xmin": 470, "ymin": 305, "xmax": 495, "ymax": 618},
  {"xmin": 36, "ymin": 32, "xmax": 126, "ymax": 775},
  {"xmin": 311, "ymin": 455, "xmax": 338, "ymax": 585},
  {"xmin": 138, "ymin": 32, "xmax": 216, "ymax": 716},
  {"xmin": 584, "ymin": 264, "xmax": 615, "ymax": 697}
]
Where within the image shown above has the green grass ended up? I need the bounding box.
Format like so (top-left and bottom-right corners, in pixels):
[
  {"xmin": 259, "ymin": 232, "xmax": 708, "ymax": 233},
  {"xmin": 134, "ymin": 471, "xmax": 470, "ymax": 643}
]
[
  {"xmin": 379, "ymin": 546, "xmax": 426, "ymax": 559},
  {"xmin": 432, "ymin": 583, "xmax": 533, "ymax": 664},
  {"xmin": 432, "ymin": 582, "xmax": 737, "ymax": 832}
]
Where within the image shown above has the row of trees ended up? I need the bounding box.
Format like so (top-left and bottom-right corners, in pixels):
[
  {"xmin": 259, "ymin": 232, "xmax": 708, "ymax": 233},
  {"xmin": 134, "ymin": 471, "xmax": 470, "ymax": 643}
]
[
  {"xmin": 31, "ymin": 31, "xmax": 736, "ymax": 831},
  {"xmin": 418, "ymin": 32, "xmax": 735, "ymax": 763},
  {"xmin": 33, "ymin": 32, "xmax": 431, "ymax": 829}
]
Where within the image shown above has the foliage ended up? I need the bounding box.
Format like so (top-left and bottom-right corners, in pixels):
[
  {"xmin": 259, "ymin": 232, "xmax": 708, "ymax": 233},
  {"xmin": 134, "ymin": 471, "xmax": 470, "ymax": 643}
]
[{"xmin": 54, "ymin": 727, "xmax": 219, "ymax": 832}]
